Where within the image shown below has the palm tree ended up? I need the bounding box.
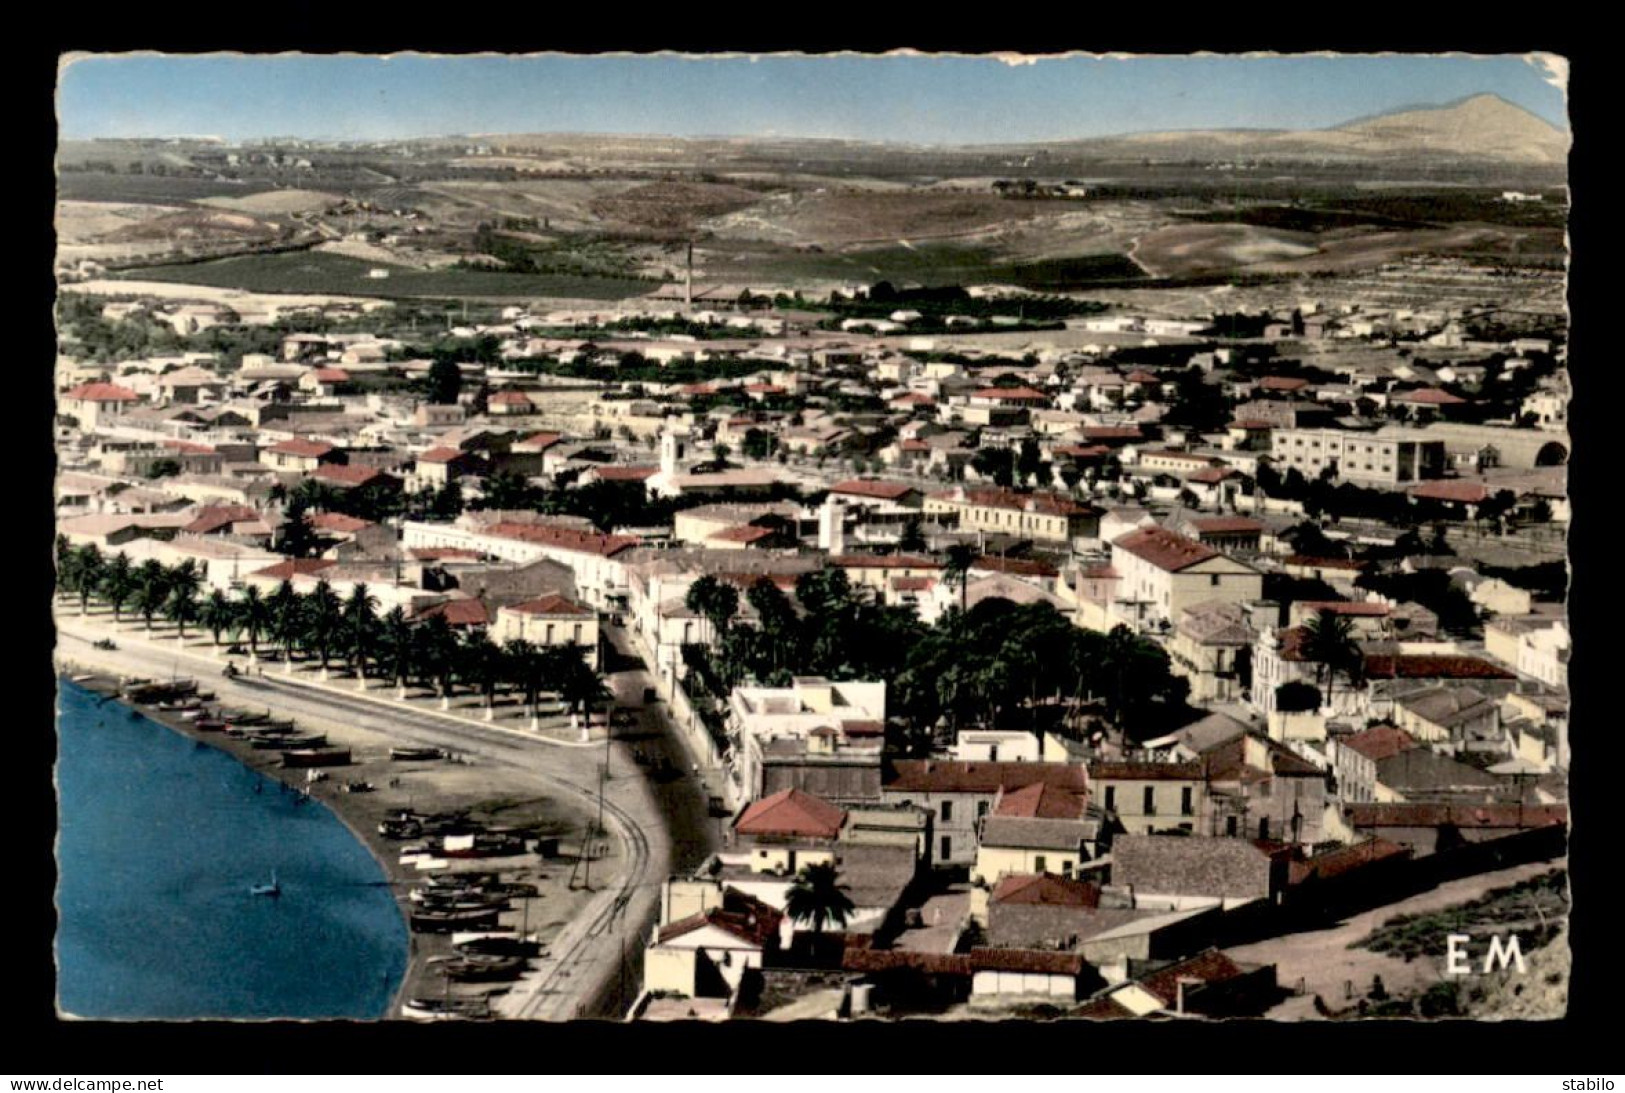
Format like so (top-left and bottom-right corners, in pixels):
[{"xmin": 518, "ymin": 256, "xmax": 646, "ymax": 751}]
[
  {"xmin": 416, "ymin": 615, "xmax": 460, "ymax": 705},
  {"xmin": 237, "ymin": 585, "xmax": 271, "ymax": 660},
  {"xmin": 783, "ymin": 862, "xmax": 854, "ymax": 937},
  {"xmin": 380, "ymin": 606, "xmax": 416, "ymax": 697},
  {"xmin": 553, "ymin": 643, "xmax": 610, "ymax": 718},
  {"xmin": 1300, "ymin": 609, "xmax": 1363, "ymax": 710},
  {"xmin": 943, "ymin": 543, "xmax": 978, "ymax": 614},
  {"xmin": 200, "ymin": 588, "xmax": 235, "ymax": 647},
  {"xmin": 302, "ymin": 579, "xmax": 344, "ymax": 677},
  {"xmin": 342, "ymin": 582, "xmax": 380, "ymax": 683},
  {"xmin": 164, "ymin": 580, "xmax": 200, "ymax": 642},
  {"xmin": 101, "ymin": 554, "xmax": 137, "ymax": 624},
  {"xmin": 67, "ymin": 544, "xmax": 107, "ymax": 615},
  {"xmin": 54, "ymin": 535, "xmax": 74, "ymax": 601},
  {"xmin": 457, "ymin": 629, "xmax": 502, "ymax": 718},
  {"xmin": 268, "ymin": 580, "xmax": 303, "ymax": 667},
  {"xmin": 133, "ymin": 560, "xmax": 170, "ymax": 633},
  {"xmin": 501, "ymin": 639, "xmax": 545, "ymax": 720}
]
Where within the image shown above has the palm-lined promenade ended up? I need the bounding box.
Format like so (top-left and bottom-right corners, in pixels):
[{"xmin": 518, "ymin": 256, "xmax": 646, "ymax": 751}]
[{"xmin": 54, "ymin": 538, "xmax": 719, "ymax": 1021}]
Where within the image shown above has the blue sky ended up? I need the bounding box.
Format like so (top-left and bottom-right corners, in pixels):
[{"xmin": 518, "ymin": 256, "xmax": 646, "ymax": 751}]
[{"xmin": 57, "ymin": 53, "xmax": 1569, "ymax": 144}]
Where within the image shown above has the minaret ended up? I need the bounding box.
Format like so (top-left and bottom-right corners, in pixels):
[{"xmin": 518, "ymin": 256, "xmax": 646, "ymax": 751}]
[
  {"xmin": 660, "ymin": 428, "xmax": 683, "ymax": 479},
  {"xmin": 818, "ymin": 496, "xmax": 846, "ymax": 555}
]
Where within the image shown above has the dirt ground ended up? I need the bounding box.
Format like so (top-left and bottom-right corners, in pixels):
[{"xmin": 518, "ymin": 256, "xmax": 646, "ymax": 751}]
[{"xmin": 1223, "ymin": 859, "xmax": 1563, "ymax": 1019}]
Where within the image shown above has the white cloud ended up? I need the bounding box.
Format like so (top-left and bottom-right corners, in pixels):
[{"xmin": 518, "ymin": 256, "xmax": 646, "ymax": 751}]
[{"xmin": 1526, "ymin": 52, "xmax": 1569, "ymax": 93}]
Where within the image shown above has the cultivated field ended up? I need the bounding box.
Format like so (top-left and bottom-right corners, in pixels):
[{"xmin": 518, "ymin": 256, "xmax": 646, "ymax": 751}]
[{"xmin": 116, "ymin": 250, "xmax": 656, "ymax": 301}]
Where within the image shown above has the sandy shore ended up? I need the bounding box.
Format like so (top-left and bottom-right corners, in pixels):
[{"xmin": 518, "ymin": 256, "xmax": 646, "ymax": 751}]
[{"xmin": 56, "ymin": 621, "xmax": 616, "ymax": 1021}]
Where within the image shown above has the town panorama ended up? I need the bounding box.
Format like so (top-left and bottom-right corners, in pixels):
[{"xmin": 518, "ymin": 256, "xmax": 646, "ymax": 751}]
[{"xmin": 53, "ymin": 56, "xmax": 1571, "ymax": 1023}]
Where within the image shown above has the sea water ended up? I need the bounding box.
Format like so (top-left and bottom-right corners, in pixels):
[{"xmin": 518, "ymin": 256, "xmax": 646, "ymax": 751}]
[{"xmin": 55, "ymin": 680, "xmax": 407, "ymax": 1020}]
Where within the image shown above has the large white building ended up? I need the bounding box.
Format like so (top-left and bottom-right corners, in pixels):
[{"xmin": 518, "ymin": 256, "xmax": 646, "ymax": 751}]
[
  {"xmin": 1107, "ymin": 527, "xmax": 1263, "ymax": 631},
  {"xmin": 1269, "ymin": 428, "xmax": 1446, "ymax": 486}
]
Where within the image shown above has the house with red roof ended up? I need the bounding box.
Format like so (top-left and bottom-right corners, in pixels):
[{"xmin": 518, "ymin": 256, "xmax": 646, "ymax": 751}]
[
  {"xmin": 414, "ymin": 446, "xmax": 487, "ymax": 489},
  {"xmin": 1345, "ymin": 801, "xmax": 1567, "ymax": 857},
  {"xmin": 882, "ymin": 760, "xmax": 1089, "ymax": 869},
  {"xmin": 487, "ymin": 389, "xmax": 535, "ymax": 416},
  {"xmin": 828, "ymin": 479, "xmax": 925, "ymax": 510},
  {"xmin": 923, "ymin": 485, "xmax": 1100, "ymax": 545},
  {"xmin": 1109, "ymin": 526, "xmax": 1263, "ymax": 631},
  {"xmin": 311, "ymin": 463, "xmax": 403, "ymax": 497},
  {"xmin": 181, "ymin": 504, "xmax": 274, "ymax": 545},
  {"xmin": 411, "ymin": 595, "xmax": 493, "ymax": 632},
  {"xmin": 492, "ymin": 592, "xmax": 599, "ymax": 665},
  {"xmin": 1083, "ymin": 948, "xmax": 1278, "ymax": 1018},
  {"xmin": 644, "ymin": 888, "xmax": 785, "ymax": 1002},
  {"xmin": 61, "ymin": 382, "xmax": 142, "ymax": 431},
  {"xmin": 261, "ymin": 437, "xmax": 343, "ymax": 473}
]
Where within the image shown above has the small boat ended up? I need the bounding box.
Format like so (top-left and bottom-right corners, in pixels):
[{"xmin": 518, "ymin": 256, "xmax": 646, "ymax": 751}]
[
  {"xmin": 249, "ymin": 870, "xmax": 281, "ymax": 898},
  {"xmin": 401, "ymin": 996, "xmax": 489, "ymax": 1022},
  {"xmin": 193, "ymin": 718, "xmax": 227, "ymax": 732},
  {"xmin": 281, "ymin": 748, "xmax": 352, "ymax": 769},
  {"xmin": 388, "ymin": 740, "xmax": 442, "ymax": 760},
  {"xmin": 409, "ymin": 907, "xmax": 502, "ymax": 933},
  {"xmin": 436, "ymin": 955, "xmax": 526, "ymax": 982},
  {"xmin": 455, "ymin": 934, "xmax": 545, "ymax": 958},
  {"xmin": 342, "ymin": 781, "xmax": 375, "ymax": 794},
  {"xmin": 379, "ymin": 818, "xmax": 423, "ymax": 840}
]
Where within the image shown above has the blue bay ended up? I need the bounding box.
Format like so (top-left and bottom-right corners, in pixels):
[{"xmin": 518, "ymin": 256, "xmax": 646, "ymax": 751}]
[{"xmin": 55, "ymin": 679, "xmax": 407, "ymax": 1020}]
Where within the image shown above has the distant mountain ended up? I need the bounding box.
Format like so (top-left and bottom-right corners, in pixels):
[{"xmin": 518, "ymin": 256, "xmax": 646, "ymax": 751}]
[{"xmin": 1059, "ymin": 94, "xmax": 1569, "ymax": 165}]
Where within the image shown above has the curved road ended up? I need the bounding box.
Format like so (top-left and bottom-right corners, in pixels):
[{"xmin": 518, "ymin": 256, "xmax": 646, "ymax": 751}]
[{"xmin": 55, "ymin": 612, "xmax": 715, "ymax": 1020}]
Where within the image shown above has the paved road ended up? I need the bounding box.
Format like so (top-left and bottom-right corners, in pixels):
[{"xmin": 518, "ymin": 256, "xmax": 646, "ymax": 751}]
[{"xmin": 55, "ymin": 611, "xmax": 697, "ymax": 1021}]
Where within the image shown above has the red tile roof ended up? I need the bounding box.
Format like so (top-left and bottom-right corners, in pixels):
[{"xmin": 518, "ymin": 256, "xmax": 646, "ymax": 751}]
[
  {"xmin": 735, "ymin": 788, "xmax": 847, "ymax": 840},
  {"xmin": 841, "ymin": 950, "xmax": 972, "ymax": 975},
  {"xmin": 1258, "ymin": 376, "xmax": 1310, "ymax": 391},
  {"xmin": 885, "ymin": 761, "xmax": 1088, "ymax": 796},
  {"xmin": 182, "ymin": 504, "xmax": 263, "ymax": 534},
  {"xmin": 990, "ymin": 873, "xmax": 1102, "ymax": 908},
  {"xmin": 312, "ymin": 367, "xmax": 351, "ymax": 382},
  {"xmin": 709, "ymin": 525, "xmax": 777, "ymax": 544},
  {"xmin": 831, "ymin": 479, "xmax": 919, "ymax": 501},
  {"xmin": 1362, "ymin": 654, "xmax": 1516, "ymax": 681},
  {"xmin": 1133, "ymin": 950, "xmax": 1246, "ymax": 1008},
  {"xmin": 1054, "ymin": 444, "xmax": 1111, "ymax": 460},
  {"xmin": 269, "ymin": 438, "xmax": 336, "ymax": 458},
  {"xmin": 65, "ymin": 382, "xmax": 139, "ymax": 402},
  {"xmin": 972, "ymin": 386, "xmax": 1049, "ymax": 402},
  {"xmin": 1124, "ymin": 370, "xmax": 1161, "ymax": 384},
  {"xmin": 517, "ymin": 431, "xmax": 563, "ymax": 450},
  {"xmin": 417, "ymin": 446, "xmax": 468, "ymax": 464},
  {"xmin": 1394, "ymin": 387, "xmax": 1468, "ymax": 405},
  {"xmin": 1287, "ymin": 838, "xmax": 1410, "ymax": 885},
  {"xmin": 658, "ymin": 894, "xmax": 784, "ymax": 949},
  {"xmin": 1346, "ymin": 803, "xmax": 1567, "ymax": 830},
  {"xmin": 969, "ymin": 948, "xmax": 1088, "ymax": 976},
  {"xmin": 414, "ymin": 598, "xmax": 491, "ymax": 627},
  {"xmin": 507, "ymin": 593, "xmax": 592, "ymax": 617},
  {"xmin": 313, "ymin": 463, "xmax": 395, "ymax": 488},
  {"xmin": 1343, "ymin": 725, "xmax": 1420, "ymax": 762},
  {"xmin": 1083, "ymin": 426, "xmax": 1143, "ymax": 442},
  {"xmin": 486, "ymin": 521, "xmax": 640, "ymax": 558},
  {"xmin": 1089, "ymin": 761, "xmax": 1204, "ymax": 782},
  {"xmin": 1114, "ymin": 526, "xmax": 1219, "ymax": 572},
  {"xmin": 994, "ymin": 782, "xmax": 1088, "ymax": 819},
  {"xmin": 890, "ymin": 575, "xmax": 936, "ymax": 592},
  {"xmin": 489, "ymin": 390, "xmax": 533, "ymax": 405},
  {"xmin": 1187, "ymin": 516, "xmax": 1263, "ymax": 534},
  {"xmin": 890, "ymin": 392, "xmax": 937, "ymax": 406},
  {"xmin": 251, "ymin": 558, "xmax": 338, "ymax": 580},
  {"xmin": 592, "ymin": 464, "xmax": 659, "ymax": 481},
  {"xmin": 937, "ymin": 487, "xmax": 1097, "ymax": 518},
  {"xmin": 1296, "ymin": 599, "xmax": 1389, "ymax": 617},
  {"xmin": 1410, "ymin": 480, "xmax": 1492, "ymax": 505}
]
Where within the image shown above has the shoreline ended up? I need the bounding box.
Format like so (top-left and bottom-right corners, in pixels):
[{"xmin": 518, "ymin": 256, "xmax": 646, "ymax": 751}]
[
  {"xmin": 61, "ymin": 671, "xmax": 416, "ymax": 1019},
  {"xmin": 55, "ymin": 617, "xmax": 619, "ymax": 1021}
]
